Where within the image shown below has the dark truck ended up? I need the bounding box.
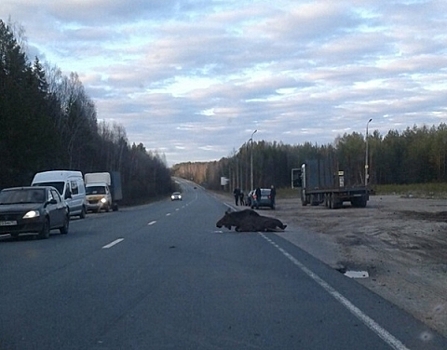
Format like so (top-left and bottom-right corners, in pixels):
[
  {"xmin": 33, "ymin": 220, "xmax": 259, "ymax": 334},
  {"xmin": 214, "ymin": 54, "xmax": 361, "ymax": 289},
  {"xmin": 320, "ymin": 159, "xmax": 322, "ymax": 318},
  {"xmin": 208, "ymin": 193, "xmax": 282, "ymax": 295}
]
[{"xmin": 293, "ymin": 157, "xmax": 369, "ymax": 209}]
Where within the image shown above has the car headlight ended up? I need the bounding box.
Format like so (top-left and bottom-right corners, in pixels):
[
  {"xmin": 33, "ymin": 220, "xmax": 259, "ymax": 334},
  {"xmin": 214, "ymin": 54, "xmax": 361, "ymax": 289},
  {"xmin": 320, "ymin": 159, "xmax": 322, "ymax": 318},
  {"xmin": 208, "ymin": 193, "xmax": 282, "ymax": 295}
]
[
  {"xmin": 178, "ymin": 195, "xmax": 182, "ymax": 199},
  {"xmin": 171, "ymin": 195, "xmax": 174, "ymax": 199},
  {"xmin": 23, "ymin": 210, "xmax": 40, "ymax": 219},
  {"xmin": 100, "ymin": 197, "xmax": 107, "ymax": 203}
]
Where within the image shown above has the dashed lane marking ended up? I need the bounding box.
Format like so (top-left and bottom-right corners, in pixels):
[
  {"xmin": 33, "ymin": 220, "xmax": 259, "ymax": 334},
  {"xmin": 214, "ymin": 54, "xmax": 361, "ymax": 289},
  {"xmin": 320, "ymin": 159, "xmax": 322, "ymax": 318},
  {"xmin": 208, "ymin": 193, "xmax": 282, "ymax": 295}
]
[{"xmin": 102, "ymin": 238, "xmax": 124, "ymax": 249}]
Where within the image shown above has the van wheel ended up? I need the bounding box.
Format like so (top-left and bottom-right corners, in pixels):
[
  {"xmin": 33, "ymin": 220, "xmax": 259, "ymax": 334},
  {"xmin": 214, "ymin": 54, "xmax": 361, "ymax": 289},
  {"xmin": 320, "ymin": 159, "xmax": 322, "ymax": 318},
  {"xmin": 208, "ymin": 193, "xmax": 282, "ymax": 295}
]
[
  {"xmin": 39, "ymin": 219, "xmax": 50, "ymax": 239},
  {"xmin": 80, "ymin": 207, "xmax": 86, "ymax": 219}
]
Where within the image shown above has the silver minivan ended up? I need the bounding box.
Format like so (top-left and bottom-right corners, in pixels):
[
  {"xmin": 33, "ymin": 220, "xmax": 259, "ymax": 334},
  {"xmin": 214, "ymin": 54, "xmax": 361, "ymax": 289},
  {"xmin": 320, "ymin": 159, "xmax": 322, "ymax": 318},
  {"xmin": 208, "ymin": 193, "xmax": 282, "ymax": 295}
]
[{"xmin": 31, "ymin": 170, "xmax": 87, "ymax": 218}]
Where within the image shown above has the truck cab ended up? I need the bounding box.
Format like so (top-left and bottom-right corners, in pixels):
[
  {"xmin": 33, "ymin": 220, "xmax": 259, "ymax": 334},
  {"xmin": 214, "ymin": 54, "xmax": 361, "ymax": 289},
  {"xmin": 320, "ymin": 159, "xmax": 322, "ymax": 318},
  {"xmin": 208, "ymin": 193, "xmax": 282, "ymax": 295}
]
[
  {"xmin": 85, "ymin": 183, "xmax": 112, "ymax": 212},
  {"xmin": 84, "ymin": 172, "xmax": 121, "ymax": 212}
]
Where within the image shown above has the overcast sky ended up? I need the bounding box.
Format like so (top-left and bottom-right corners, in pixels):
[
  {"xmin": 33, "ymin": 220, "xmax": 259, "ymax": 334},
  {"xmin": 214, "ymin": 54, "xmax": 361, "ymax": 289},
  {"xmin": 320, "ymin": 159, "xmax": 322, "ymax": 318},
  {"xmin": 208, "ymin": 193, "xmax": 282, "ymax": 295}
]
[{"xmin": 2, "ymin": 0, "xmax": 447, "ymax": 165}]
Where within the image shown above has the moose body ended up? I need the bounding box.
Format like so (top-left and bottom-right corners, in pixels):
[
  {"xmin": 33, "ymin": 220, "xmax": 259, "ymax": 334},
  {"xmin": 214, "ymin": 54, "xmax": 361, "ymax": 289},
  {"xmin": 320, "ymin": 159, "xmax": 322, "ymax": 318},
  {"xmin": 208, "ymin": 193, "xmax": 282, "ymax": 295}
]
[
  {"xmin": 216, "ymin": 209, "xmax": 260, "ymax": 230},
  {"xmin": 216, "ymin": 209, "xmax": 286, "ymax": 232}
]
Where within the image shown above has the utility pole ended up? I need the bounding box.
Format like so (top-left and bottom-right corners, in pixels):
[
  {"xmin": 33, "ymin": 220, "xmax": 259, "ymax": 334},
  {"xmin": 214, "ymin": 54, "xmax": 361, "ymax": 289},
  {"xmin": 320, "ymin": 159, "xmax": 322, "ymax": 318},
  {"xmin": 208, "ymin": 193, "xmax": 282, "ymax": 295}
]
[
  {"xmin": 365, "ymin": 119, "xmax": 372, "ymax": 186},
  {"xmin": 250, "ymin": 129, "xmax": 257, "ymax": 190}
]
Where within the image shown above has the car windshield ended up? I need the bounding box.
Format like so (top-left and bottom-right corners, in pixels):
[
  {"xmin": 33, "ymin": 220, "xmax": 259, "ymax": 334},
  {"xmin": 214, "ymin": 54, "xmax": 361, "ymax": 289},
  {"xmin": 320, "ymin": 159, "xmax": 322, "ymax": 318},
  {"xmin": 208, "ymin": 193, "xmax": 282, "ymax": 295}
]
[
  {"xmin": 86, "ymin": 186, "xmax": 106, "ymax": 195},
  {"xmin": 33, "ymin": 181, "xmax": 64, "ymax": 195},
  {"xmin": 0, "ymin": 189, "xmax": 46, "ymax": 204}
]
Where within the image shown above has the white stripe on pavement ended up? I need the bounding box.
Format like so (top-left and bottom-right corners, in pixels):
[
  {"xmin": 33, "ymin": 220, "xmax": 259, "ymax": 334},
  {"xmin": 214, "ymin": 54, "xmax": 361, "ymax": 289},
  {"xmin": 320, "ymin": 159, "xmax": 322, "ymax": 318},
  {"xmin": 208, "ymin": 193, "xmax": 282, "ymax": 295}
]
[
  {"xmin": 102, "ymin": 238, "xmax": 124, "ymax": 249},
  {"xmin": 260, "ymin": 233, "xmax": 410, "ymax": 350}
]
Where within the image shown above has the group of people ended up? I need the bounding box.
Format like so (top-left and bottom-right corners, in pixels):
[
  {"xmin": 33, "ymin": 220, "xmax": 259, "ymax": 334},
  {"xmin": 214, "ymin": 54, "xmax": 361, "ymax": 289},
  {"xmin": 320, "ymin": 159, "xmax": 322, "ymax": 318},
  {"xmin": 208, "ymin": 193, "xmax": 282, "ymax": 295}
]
[
  {"xmin": 233, "ymin": 185, "xmax": 276, "ymax": 207},
  {"xmin": 232, "ymin": 187, "xmax": 245, "ymax": 206}
]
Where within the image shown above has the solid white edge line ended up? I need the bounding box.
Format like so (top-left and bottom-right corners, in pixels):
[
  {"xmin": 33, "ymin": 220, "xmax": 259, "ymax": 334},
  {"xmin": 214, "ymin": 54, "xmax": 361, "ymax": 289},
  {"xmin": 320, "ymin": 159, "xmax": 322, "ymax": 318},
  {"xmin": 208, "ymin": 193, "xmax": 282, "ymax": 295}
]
[
  {"xmin": 148, "ymin": 221, "xmax": 156, "ymax": 226},
  {"xmin": 260, "ymin": 233, "xmax": 410, "ymax": 350},
  {"xmin": 102, "ymin": 238, "xmax": 124, "ymax": 249}
]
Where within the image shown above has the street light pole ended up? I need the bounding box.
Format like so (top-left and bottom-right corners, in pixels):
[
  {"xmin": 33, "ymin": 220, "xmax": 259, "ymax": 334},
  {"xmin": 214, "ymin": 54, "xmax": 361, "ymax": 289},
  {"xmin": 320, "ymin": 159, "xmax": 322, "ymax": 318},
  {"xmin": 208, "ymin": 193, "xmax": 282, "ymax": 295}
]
[
  {"xmin": 365, "ymin": 119, "xmax": 372, "ymax": 186},
  {"xmin": 249, "ymin": 129, "xmax": 257, "ymax": 190}
]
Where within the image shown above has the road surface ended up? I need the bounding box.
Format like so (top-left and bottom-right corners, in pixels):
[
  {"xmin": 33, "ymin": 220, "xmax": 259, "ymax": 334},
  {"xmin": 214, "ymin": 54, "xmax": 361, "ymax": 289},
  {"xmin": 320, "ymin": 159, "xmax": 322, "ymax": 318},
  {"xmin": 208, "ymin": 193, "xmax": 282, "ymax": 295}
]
[{"xmin": 1, "ymin": 179, "xmax": 446, "ymax": 349}]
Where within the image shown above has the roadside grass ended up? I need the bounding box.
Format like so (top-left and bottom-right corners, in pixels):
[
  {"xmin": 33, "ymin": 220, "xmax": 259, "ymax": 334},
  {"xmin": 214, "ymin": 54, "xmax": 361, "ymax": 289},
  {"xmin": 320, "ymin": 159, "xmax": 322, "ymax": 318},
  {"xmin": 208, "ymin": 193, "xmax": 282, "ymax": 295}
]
[
  {"xmin": 276, "ymin": 183, "xmax": 447, "ymax": 199},
  {"xmin": 277, "ymin": 187, "xmax": 300, "ymax": 199},
  {"xmin": 373, "ymin": 183, "xmax": 447, "ymax": 198}
]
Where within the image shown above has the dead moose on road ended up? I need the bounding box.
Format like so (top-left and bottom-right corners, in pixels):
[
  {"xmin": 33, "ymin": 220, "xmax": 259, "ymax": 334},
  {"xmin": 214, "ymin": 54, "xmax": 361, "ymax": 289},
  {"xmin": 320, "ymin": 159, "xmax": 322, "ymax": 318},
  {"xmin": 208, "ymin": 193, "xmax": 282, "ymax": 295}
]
[{"xmin": 216, "ymin": 209, "xmax": 287, "ymax": 232}]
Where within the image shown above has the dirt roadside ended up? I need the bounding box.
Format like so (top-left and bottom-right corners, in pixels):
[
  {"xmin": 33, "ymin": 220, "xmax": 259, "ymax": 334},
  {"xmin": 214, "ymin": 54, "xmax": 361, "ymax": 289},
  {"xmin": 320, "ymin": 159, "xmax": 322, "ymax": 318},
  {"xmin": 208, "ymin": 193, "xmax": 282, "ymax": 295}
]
[{"xmin": 214, "ymin": 192, "xmax": 447, "ymax": 338}]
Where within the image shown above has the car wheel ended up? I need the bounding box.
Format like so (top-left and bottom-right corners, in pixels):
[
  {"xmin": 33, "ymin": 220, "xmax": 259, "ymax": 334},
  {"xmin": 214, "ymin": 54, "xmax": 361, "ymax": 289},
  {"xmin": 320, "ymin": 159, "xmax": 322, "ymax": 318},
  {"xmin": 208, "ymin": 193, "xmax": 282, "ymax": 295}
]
[
  {"xmin": 60, "ymin": 215, "xmax": 69, "ymax": 234},
  {"xmin": 39, "ymin": 218, "xmax": 50, "ymax": 239}
]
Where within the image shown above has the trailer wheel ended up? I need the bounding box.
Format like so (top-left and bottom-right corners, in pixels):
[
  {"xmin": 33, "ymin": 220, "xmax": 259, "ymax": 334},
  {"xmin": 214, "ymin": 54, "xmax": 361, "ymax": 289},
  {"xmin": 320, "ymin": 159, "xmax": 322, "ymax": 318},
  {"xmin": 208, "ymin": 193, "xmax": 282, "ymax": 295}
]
[
  {"xmin": 359, "ymin": 196, "xmax": 367, "ymax": 207},
  {"xmin": 351, "ymin": 195, "xmax": 367, "ymax": 208},
  {"xmin": 324, "ymin": 194, "xmax": 330, "ymax": 208},
  {"xmin": 301, "ymin": 191, "xmax": 308, "ymax": 206},
  {"xmin": 330, "ymin": 194, "xmax": 341, "ymax": 209},
  {"xmin": 310, "ymin": 194, "xmax": 320, "ymax": 206}
]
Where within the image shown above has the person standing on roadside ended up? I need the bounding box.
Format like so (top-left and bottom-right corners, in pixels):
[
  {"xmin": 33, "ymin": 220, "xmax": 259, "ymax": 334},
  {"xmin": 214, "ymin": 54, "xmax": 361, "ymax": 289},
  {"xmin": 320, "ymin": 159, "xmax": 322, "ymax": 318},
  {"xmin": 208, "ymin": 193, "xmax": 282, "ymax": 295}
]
[
  {"xmin": 270, "ymin": 185, "xmax": 276, "ymax": 208},
  {"xmin": 239, "ymin": 191, "xmax": 245, "ymax": 206},
  {"xmin": 233, "ymin": 187, "xmax": 241, "ymax": 206},
  {"xmin": 254, "ymin": 187, "xmax": 262, "ymax": 209}
]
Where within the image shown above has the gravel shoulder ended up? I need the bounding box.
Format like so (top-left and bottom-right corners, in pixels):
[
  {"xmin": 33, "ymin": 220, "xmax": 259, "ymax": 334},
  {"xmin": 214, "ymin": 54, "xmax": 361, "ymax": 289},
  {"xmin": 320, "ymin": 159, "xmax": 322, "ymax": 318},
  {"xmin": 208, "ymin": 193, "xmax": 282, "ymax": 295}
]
[{"xmin": 214, "ymin": 192, "xmax": 447, "ymax": 338}]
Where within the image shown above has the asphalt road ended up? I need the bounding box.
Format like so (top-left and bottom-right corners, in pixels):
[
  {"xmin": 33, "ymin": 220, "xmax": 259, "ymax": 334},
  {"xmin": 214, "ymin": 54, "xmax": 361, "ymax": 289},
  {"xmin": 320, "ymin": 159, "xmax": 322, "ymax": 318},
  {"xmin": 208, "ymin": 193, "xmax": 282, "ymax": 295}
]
[{"xmin": 1, "ymin": 179, "xmax": 446, "ymax": 350}]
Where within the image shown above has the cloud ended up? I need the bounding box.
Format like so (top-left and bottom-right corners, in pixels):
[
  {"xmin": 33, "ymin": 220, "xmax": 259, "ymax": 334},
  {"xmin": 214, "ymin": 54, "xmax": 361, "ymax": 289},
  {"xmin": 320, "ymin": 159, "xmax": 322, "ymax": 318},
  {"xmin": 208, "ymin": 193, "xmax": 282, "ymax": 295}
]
[{"xmin": 2, "ymin": 0, "xmax": 447, "ymax": 165}]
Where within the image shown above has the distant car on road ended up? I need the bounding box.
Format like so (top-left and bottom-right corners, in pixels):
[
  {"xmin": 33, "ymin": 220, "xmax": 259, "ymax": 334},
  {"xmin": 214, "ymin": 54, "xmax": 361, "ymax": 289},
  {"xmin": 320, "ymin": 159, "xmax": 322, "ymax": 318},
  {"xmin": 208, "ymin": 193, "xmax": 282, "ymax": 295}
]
[
  {"xmin": 0, "ymin": 186, "xmax": 69, "ymax": 239},
  {"xmin": 251, "ymin": 188, "xmax": 275, "ymax": 210},
  {"xmin": 171, "ymin": 192, "xmax": 182, "ymax": 201}
]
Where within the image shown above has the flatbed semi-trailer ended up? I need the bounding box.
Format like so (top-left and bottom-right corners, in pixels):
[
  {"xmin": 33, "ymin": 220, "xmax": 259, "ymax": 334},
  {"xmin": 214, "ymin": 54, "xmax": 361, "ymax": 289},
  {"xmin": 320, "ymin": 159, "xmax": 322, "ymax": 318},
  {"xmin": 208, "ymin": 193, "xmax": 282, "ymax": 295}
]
[{"xmin": 299, "ymin": 158, "xmax": 369, "ymax": 209}]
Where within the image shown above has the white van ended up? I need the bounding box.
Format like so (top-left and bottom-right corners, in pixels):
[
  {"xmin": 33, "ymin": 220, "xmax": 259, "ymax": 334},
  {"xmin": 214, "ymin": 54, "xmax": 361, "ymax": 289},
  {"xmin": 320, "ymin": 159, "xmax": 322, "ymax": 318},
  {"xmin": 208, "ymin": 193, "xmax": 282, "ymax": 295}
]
[{"xmin": 31, "ymin": 170, "xmax": 87, "ymax": 218}]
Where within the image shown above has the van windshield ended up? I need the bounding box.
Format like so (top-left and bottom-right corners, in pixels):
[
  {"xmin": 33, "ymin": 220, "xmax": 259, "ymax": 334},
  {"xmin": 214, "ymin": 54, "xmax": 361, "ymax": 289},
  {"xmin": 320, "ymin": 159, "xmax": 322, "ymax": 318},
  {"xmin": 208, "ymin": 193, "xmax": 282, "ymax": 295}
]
[
  {"xmin": 33, "ymin": 181, "xmax": 64, "ymax": 195},
  {"xmin": 86, "ymin": 186, "xmax": 106, "ymax": 195}
]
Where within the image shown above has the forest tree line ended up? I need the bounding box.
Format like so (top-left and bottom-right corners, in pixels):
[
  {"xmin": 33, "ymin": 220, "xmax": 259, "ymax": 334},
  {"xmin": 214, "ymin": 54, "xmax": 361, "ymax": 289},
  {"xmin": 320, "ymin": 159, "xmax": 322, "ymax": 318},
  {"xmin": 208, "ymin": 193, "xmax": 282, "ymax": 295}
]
[
  {"xmin": 0, "ymin": 20, "xmax": 174, "ymax": 203},
  {"xmin": 172, "ymin": 123, "xmax": 447, "ymax": 192},
  {"xmin": 3, "ymin": 19, "xmax": 446, "ymax": 199}
]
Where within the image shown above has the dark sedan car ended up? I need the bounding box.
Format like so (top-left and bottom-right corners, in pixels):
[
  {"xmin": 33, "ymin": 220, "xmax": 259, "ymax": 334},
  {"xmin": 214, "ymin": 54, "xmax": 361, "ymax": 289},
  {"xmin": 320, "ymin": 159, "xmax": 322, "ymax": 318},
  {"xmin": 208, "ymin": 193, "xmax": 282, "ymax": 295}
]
[
  {"xmin": 250, "ymin": 188, "xmax": 275, "ymax": 209},
  {"xmin": 0, "ymin": 186, "xmax": 69, "ymax": 239}
]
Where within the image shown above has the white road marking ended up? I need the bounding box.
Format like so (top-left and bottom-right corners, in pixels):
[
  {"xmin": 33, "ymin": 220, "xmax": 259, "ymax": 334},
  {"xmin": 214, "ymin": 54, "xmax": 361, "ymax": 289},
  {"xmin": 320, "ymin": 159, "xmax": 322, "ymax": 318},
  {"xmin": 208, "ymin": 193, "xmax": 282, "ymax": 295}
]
[
  {"xmin": 148, "ymin": 221, "xmax": 156, "ymax": 226},
  {"xmin": 166, "ymin": 213, "xmax": 171, "ymax": 216},
  {"xmin": 102, "ymin": 238, "xmax": 124, "ymax": 249},
  {"xmin": 260, "ymin": 233, "xmax": 410, "ymax": 350}
]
